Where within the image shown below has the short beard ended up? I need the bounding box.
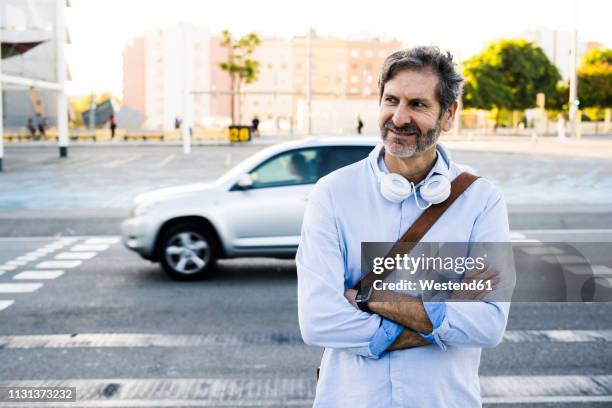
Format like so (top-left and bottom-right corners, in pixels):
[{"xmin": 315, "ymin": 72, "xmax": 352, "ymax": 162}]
[{"xmin": 380, "ymin": 119, "xmax": 441, "ymax": 158}]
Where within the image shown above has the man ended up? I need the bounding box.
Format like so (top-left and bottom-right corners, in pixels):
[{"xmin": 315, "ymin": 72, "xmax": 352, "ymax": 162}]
[
  {"xmin": 251, "ymin": 115, "xmax": 260, "ymax": 137},
  {"xmin": 297, "ymin": 47, "xmax": 511, "ymax": 407}
]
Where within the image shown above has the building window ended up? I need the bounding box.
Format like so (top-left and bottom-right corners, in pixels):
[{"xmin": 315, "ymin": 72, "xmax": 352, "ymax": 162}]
[
  {"xmin": 350, "ymin": 75, "xmax": 358, "ymax": 84},
  {"xmin": 351, "ymin": 49, "xmax": 359, "ymax": 57},
  {"xmin": 365, "ymin": 49, "xmax": 373, "ymax": 57}
]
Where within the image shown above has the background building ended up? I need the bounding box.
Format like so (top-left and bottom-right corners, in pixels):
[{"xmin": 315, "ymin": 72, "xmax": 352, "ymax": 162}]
[{"xmin": 122, "ymin": 26, "xmax": 402, "ymax": 134}]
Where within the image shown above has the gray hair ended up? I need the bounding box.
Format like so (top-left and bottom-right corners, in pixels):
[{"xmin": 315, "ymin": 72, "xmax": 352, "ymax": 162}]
[{"xmin": 378, "ymin": 46, "xmax": 464, "ymax": 115}]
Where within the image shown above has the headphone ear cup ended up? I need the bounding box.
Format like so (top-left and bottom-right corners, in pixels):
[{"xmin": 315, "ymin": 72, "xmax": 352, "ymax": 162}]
[
  {"xmin": 380, "ymin": 173, "xmax": 413, "ymax": 203},
  {"xmin": 420, "ymin": 174, "xmax": 451, "ymax": 204}
]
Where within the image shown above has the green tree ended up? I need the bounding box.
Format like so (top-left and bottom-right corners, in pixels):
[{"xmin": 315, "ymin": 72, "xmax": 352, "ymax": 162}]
[
  {"xmin": 462, "ymin": 39, "xmax": 561, "ymax": 127},
  {"xmin": 578, "ymin": 48, "xmax": 612, "ymax": 108},
  {"xmin": 219, "ymin": 30, "xmax": 261, "ymax": 125}
]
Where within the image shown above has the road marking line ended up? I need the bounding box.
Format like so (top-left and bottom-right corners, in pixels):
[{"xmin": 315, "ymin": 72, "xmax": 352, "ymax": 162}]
[
  {"xmin": 509, "ymin": 232, "xmax": 526, "ymax": 239},
  {"xmin": 0, "ymin": 283, "xmax": 43, "ymax": 293},
  {"xmin": 0, "ymin": 330, "xmax": 609, "ymax": 349},
  {"xmin": 36, "ymin": 260, "xmax": 81, "ymax": 269},
  {"xmin": 520, "ymin": 246, "xmax": 565, "ymax": 255},
  {"xmin": 564, "ymin": 264, "xmax": 612, "ymax": 276},
  {"xmin": 55, "ymin": 252, "xmax": 97, "ymax": 260},
  {"xmin": 542, "ymin": 255, "xmax": 588, "ymax": 264},
  {"xmin": 483, "ymin": 396, "xmax": 612, "ymax": 404},
  {"xmin": 103, "ymin": 154, "xmax": 142, "ymax": 168},
  {"xmin": 0, "ymin": 376, "xmax": 609, "ymax": 405},
  {"xmin": 0, "ymin": 265, "xmax": 17, "ymax": 271},
  {"xmin": 481, "ymin": 374, "xmax": 612, "ymax": 399},
  {"xmin": 159, "ymin": 154, "xmax": 175, "ymax": 168},
  {"xmin": 71, "ymin": 244, "xmax": 109, "ymax": 251},
  {"xmin": 85, "ymin": 237, "xmax": 120, "ymax": 244},
  {"xmin": 57, "ymin": 237, "xmax": 79, "ymax": 243},
  {"xmin": 16, "ymin": 255, "xmax": 39, "ymax": 261},
  {"xmin": 514, "ymin": 228, "xmax": 612, "ymax": 234},
  {"xmin": 503, "ymin": 329, "xmax": 612, "ymax": 343},
  {"xmin": 13, "ymin": 271, "xmax": 64, "ymax": 280},
  {"xmin": 0, "ymin": 300, "xmax": 14, "ymax": 312},
  {"xmin": 5, "ymin": 260, "xmax": 28, "ymax": 266}
]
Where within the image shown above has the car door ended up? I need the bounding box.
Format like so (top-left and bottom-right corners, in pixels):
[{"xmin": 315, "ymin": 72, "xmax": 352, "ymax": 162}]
[
  {"xmin": 222, "ymin": 147, "xmax": 320, "ymax": 254},
  {"xmin": 222, "ymin": 145, "xmax": 373, "ymax": 255}
]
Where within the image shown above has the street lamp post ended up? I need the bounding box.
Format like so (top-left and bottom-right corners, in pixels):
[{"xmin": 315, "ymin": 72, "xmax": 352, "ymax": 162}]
[
  {"xmin": 56, "ymin": 0, "xmax": 69, "ymax": 157},
  {"xmin": 568, "ymin": 0, "xmax": 579, "ymax": 139},
  {"xmin": 0, "ymin": 27, "xmax": 4, "ymax": 172}
]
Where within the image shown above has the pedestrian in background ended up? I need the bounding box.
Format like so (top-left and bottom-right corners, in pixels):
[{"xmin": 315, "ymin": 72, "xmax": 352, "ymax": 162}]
[
  {"xmin": 251, "ymin": 115, "xmax": 260, "ymax": 137},
  {"xmin": 357, "ymin": 115, "xmax": 364, "ymax": 134},
  {"xmin": 36, "ymin": 115, "xmax": 47, "ymax": 138},
  {"xmin": 109, "ymin": 114, "xmax": 117, "ymax": 140},
  {"xmin": 27, "ymin": 118, "xmax": 37, "ymax": 140}
]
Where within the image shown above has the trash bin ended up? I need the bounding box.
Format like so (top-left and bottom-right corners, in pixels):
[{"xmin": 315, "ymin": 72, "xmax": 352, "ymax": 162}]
[{"xmin": 228, "ymin": 125, "xmax": 252, "ymax": 143}]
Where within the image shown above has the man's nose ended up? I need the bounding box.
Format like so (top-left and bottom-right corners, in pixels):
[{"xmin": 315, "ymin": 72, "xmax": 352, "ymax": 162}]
[{"xmin": 392, "ymin": 107, "xmax": 412, "ymax": 128}]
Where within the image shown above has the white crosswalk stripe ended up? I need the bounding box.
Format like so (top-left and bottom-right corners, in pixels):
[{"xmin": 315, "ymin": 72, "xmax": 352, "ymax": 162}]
[
  {"xmin": 71, "ymin": 244, "xmax": 110, "ymax": 251},
  {"xmin": 0, "ymin": 300, "xmax": 14, "ymax": 312},
  {"xmin": 0, "ymin": 283, "xmax": 43, "ymax": 293},
  {"xmin": 13, "ymin": 270, "xmax": 64, "ymax": 280},
  {"xmin": 55, "ymin": 251, "xmax": 97, "ymax": 260},
  {"xmin": 84, "ymin": 237, "xmax": 121, "ymax": 245},
  {"xmin": 35, "ymin": 260, "xmax": 82, "ymax": 269}
]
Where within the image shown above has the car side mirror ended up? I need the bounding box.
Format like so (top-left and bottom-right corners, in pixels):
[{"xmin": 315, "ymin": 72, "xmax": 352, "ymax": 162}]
[{"xmin": 236, "ymin": 174, "xmax": 253, "ymax": 190}]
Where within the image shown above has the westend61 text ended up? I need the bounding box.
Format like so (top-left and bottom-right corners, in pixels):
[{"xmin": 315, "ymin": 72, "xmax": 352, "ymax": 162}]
[
  {"xmin": 373, "ymin": 279, "xmax": 493, "ymax": 292},
  {"xmin": 372, "ymin": 254, "xmax": 486, "ymax": 275}
]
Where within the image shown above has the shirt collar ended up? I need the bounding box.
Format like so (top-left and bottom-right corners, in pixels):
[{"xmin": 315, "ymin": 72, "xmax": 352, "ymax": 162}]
[{"xmin": 369, "ymin": 142, "xmax": 452, "ymax": 186}]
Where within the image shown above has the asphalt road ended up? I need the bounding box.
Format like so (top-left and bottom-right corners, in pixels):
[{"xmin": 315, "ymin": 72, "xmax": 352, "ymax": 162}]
[
  {"xmin": 0, "ymin": 231, "xmax": 611, "ymax": 407},
  {"xmin": 0, "ymin": 144, "xmax": 611, "ymax": 407}
]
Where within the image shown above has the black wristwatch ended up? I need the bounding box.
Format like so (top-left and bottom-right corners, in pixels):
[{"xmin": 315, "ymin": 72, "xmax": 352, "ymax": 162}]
[{"xmin": 355, "ymin": 285, "xmax": 374, "ymax": 314}]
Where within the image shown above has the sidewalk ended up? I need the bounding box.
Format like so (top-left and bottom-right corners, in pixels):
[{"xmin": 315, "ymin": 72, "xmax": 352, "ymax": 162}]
[
  {"xmin": 443, "ymin": 135, "xmax": 612, "ymax": 159},
  {"xmin": 4, "ymin": 133, "xmax": 612, "ymax": 158}
]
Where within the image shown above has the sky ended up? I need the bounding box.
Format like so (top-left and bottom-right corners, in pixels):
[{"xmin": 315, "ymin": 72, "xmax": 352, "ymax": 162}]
[{"xmin": 63, "ymin": 0, "xmax": 612, "ymax": 97}]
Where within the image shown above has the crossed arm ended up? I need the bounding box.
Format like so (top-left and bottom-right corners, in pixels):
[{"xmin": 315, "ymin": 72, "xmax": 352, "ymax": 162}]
[
  {"xmin": 345, "ymin": 289, "xmax": 431, "ymax": 350},
  {"xmin": 345, "ymin": 267, "xmax": 500, "ymax": 351}
]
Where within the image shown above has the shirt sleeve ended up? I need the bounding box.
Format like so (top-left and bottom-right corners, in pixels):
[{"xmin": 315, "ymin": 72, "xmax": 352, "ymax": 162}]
[
  {"xmin": 419, "ymin": 184, "xmax": 513, "ymax": 350},
  {"xmin": 297, "ymin": 181, "xmax": 404, "ymax": 358}
]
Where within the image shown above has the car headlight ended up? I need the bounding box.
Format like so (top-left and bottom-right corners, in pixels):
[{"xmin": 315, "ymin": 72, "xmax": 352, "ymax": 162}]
[{"xmin": 133, "ymin": 201, "xmax": 159, "ymax": 217}]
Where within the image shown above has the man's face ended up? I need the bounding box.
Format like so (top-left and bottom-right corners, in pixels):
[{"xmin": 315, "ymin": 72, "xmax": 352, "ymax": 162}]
[{"xmin": 379, "ymin": 69, "xmax": 455, "ymax": 158}]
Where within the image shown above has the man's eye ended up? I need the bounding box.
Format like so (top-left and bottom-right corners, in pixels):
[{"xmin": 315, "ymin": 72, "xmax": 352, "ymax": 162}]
[{"xmin": 385, "ymin": 97, "xmax": 396, "ymax": 103}]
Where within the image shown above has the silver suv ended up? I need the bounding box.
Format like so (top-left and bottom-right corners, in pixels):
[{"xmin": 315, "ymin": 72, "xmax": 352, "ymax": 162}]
[{"xmin": 121, "ymin": 137, "xmax": 377, "ymax": 280}]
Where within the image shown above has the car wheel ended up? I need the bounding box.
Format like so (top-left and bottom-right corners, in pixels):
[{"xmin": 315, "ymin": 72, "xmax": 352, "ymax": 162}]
[{"xmin": 158, "ymin": 223, "xmax": 217, "ymax": 280}]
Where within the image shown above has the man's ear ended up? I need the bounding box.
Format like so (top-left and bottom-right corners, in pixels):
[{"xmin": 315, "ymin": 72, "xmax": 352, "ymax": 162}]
[{"xmin": 441, "ymin": 101, "xmax": 458, "ymax": 132}]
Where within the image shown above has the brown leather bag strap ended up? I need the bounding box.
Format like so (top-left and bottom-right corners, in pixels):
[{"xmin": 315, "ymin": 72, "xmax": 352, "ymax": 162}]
[{"xmin": 356, "ymin": 172, "xmax": 480, "ymax": 290}]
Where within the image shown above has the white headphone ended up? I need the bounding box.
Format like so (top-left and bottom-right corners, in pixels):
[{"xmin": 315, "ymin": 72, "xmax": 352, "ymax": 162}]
[{"xmin": 372, "ymin": 148, "xmax": 451, "ymax": 208}]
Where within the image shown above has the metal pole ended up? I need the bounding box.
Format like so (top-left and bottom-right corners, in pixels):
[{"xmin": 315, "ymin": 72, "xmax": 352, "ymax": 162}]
[
  {"xmin": 568, "ymin": 0, "xmax": 579, "ymax": 138},
  {"xmin": 56, "ymin": 0, "xmax": 69, "ymax": 157},
  {"xmin": 306, "ymin": 27, "xmax": 313, "ymax": 135},
  {"xmin": 0, "ymin": 25, "xmax": 4, "ymax": 172},
  {"xmin": 181, "ymin": 26, "xmax": 192, "ymax": 154}
]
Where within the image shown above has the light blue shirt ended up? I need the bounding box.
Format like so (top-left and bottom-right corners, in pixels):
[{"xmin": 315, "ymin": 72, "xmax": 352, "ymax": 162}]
[{"xmin": 296, "ymin": 143, "xmax": 511, "ymax": 408}]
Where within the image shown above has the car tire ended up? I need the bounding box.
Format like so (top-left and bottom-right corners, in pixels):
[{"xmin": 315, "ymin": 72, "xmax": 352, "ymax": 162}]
[{"xmin": 158, "ymin": 223, "xmax": 217, "ymax": 281}]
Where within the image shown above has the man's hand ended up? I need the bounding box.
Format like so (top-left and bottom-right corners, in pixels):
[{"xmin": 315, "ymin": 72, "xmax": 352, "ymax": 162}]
[
  {"xmin": 450, "ymin": 267, "xmax": 500, "ymax": 301},
  {"xmin": 387, "ymin": 329, "xmax": 430, "ymax": 351},
  {"xmin": 344, "ymin": 289, "xmax": 358, "ymax": 309}
]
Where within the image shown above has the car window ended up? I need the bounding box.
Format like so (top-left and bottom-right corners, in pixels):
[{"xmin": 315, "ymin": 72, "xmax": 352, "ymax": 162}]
[
  {"xmin": 317, "ymin": 146, "xmax": 372, "ymax": 178},
  {"xmin": 249, "ymin": 148, "xmax": 319, "ymax": 189}
]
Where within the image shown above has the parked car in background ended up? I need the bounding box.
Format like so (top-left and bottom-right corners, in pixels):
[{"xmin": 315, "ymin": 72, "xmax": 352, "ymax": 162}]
[{"xmin": 121, "ymin": 137, "xmax": 377, "ymax": 280}]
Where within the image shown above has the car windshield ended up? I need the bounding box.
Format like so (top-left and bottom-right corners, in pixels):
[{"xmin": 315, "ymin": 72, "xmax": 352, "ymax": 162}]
[{"xmin": 215, "ymin": 144, "xmax": 300, "ymax": 185}]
